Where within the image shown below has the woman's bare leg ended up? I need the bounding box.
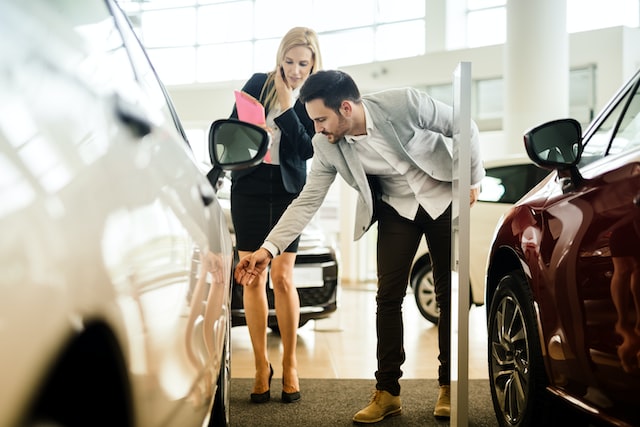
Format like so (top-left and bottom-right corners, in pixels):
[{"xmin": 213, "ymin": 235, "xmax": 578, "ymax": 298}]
[
  {"xmin": 240, "ymin": 250, "xmax": 272, "ymax": 394},
  {"xmin": 270, "ymin": 252, "xmax": 300, "ymax": 393}
]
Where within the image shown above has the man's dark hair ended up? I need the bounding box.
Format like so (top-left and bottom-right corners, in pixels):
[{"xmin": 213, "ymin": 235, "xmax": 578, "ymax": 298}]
[{"xmin": 299, "ymin": 70, "xmax": 361, "ymax": 114}]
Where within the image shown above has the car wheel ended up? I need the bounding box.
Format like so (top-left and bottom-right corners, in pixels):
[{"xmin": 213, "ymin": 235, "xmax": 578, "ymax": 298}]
[
  {"xmin": 411, "ymin": 260, "xmax": 472, "ymax": 325},
  {"xmin": 411, "ymin": 261, "xmax": 440, "ymax": 324},
  {"xmin": 209, "ymin": 322, "xmax": 230, "ymax": 426},
  {"xmin": 488, "ymin": 271, "xmax": 549, "ymax": 427}
]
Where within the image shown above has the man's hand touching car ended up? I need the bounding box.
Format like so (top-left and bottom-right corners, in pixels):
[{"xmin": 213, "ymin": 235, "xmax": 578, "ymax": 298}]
[{"xmin": 234, "ymin": 247, "xmax": 273, "ymax": 286}]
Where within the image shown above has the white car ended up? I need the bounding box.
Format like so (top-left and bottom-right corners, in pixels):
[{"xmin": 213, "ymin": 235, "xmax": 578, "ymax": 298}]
[
  {"xmin": 410, "ymin": 156, "xmax": 551, "ymax": 323},
  {"xmin": 0, "ymin": 2, "xmax": 268, "ymax": 427}
]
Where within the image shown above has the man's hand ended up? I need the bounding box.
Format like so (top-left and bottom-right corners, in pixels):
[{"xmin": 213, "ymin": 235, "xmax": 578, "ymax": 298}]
[
  {"xmin": 470, "ymin": 187, "xmax": 480, "ymax": 207},
  {"xmin": 234, "ymin": 248, "xmax": 273, "ymax": 286}
]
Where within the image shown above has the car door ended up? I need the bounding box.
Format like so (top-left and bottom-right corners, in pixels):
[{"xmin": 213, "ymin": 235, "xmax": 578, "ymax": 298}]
[
  {"xmin": 541, "ymin": 71, "xmax": 640, "ymax": 423},
  {"xmin": 105, "ymin": 3, "xmax": 234, "ymax": 425},
  {"xmin": 110, "ymin": 6, "xmax": 234, "ymax": 423}
]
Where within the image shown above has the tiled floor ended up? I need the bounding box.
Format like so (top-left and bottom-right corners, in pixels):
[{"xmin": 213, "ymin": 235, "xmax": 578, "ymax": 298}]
[{"xmin": 230, "ymin": 284, "xmax": 489, "ymax": 382}]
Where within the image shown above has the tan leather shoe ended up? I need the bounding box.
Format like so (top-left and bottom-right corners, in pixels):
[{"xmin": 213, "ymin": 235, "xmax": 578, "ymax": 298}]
[
  {"xmin": 352, "ymin": 390, "xmax": 402, "ymax": 424},
  {"xmin": 433, "ymin": 385, "xmax": 451, "ymax": 418}
]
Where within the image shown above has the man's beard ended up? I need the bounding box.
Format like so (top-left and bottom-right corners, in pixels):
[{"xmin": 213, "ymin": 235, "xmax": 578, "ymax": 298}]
[{"xmin": 323, "ymin": 115, "xmax": 348, "ymax": 144}]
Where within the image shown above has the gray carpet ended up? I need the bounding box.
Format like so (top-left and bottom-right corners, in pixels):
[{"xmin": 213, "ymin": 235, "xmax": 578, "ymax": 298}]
[{"xmin": 230, "ymin": 378, "xmax": 498, "ymax": 426}]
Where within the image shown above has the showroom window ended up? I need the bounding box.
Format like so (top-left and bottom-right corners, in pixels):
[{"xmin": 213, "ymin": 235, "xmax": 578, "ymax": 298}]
[
  {"xmin": 117, "ymin": 0, "xmax": 426, "ymax": 85},
  {"xmin": 423, "ymin": 65, "xmax": 597, "ymax": 132},
  {"xmin": 117, "ymin": 0, "xmax": 638, "ymax": 85},
  {"xmin": 464, "ymin": 0, "xmax": 505, "ymax": 48}
]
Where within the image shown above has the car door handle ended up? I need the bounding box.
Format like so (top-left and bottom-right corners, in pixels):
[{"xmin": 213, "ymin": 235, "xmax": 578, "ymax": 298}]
[
  {"xmin": 634, "ymin": 193, "xmax": 640, "ymax": 207},
  {"xmin": 114, "ymin": 94, "xmax": 152, "ymax": 138}
]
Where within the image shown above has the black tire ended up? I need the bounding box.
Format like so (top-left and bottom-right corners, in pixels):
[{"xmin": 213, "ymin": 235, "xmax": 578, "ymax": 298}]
[
  {"xmin": 411, "ymin": 260, "xmax": 472, "ymax": 325},
  {"xmin": 411, "ymin": 261, "xmax": 440, "ymax": 324},
  {"xmin": 487, "ymin": 271, "xmax": 550, "ymax": 427},
  {"xmin": 209, "ymin": 322, "xmax": 230, "ymax": 427},
  {"xmin": 24, "ymin": 329, "xmax": 133, "ymax": 427}
]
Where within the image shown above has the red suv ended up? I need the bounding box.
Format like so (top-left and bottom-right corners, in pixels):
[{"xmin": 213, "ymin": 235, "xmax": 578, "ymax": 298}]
[{"xmin": 485, "ymin": 68, "xmax": 640, "ymax": 427}]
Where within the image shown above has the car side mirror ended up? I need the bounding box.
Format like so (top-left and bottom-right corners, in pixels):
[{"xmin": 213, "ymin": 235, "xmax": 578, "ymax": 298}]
[
  {"xmin": 523, "ymin": 118, "xmax": 583, "ymax": 170},
  {"xmin": 524, "ymin": 118, "xmax": 584, "ymax": 190},
  {"xmin": 208, "ymin": 119, "xmax": 269, "ymax": 170}
]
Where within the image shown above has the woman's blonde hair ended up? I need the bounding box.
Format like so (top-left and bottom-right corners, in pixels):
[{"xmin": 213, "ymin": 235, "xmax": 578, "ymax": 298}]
[{"xmin": 260, "ymin": 27, "xmax": 323, "ymax": 112}]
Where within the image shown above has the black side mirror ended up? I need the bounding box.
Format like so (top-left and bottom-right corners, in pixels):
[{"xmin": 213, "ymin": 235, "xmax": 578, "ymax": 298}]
[
  {"xmin": 208, "ymin": 119, "xmax": 269, "ymax": 170},
  {"xmin": 524, "ymin": 118, "xmax": 584, "ymax": 190},
  {"xmin": 523, "ymin": 118, "xmax": 583, "ymax": 170}
]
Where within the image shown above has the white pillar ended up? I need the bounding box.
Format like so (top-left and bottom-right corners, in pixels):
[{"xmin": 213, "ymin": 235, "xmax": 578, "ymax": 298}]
[{"xmin": 504, "ymin": 0, "xmax": 568, "ymax": 155}]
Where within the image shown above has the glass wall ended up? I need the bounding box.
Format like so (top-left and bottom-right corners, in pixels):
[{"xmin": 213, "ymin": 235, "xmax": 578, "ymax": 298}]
[
  {"xmin": 423, "ymin": 66, "xmax": 597, "ymax": 131},
  {"xmin": 118, "ymin": 0, "xmax": 638, "ymax": 85},
  {"xmin": 117, "ymin": 0, "xmax": 426, "ymax": 85}
]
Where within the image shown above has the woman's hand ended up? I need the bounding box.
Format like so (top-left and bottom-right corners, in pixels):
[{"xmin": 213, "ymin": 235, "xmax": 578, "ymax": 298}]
[{"xmin": 274, "ymin": 65, "xmax": 293, "ymax": 111}]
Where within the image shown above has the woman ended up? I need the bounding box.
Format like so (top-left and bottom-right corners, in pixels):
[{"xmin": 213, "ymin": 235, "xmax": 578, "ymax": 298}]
[{"xmin": 229, "ymin": 27, "xmax": 322, "ymax": 404}]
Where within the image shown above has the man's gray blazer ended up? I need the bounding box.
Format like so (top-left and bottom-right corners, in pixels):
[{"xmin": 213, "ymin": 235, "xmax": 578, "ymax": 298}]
[{"xmin": 263, "ymin": 87, "xmax": 485, "ymax": 255}]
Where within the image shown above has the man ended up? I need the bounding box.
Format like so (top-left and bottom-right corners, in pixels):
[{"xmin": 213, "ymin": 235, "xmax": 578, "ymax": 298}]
[{"xmin": 235, "ymin": 70, "xmax": 485, "ymax": 423}]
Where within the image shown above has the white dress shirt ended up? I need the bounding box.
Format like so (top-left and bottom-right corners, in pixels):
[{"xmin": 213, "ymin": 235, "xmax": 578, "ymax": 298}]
[{"xmin": 347, "ymin": 105, "xmax": 452, "ymax": 220}]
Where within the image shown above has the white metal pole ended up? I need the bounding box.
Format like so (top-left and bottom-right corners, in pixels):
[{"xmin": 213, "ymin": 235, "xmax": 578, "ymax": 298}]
[{"xmin": 451, "ymin": 61, "xmax": 471, "ymax": 426}]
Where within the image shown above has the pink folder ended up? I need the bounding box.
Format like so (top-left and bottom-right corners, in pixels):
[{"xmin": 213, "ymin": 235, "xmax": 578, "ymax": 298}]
[{"xmin": 234, "ymin": 90, "xmax": 265, "ymax": 125}]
